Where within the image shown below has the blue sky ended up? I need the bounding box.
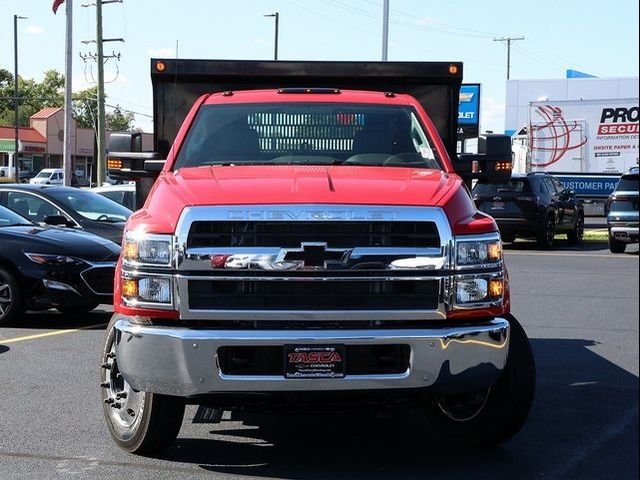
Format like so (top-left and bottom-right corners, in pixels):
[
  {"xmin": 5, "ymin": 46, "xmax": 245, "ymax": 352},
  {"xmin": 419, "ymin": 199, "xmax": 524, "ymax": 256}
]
[{"xmin": 0, "ymin": 0, "xmax": 638, "ymax": 133}]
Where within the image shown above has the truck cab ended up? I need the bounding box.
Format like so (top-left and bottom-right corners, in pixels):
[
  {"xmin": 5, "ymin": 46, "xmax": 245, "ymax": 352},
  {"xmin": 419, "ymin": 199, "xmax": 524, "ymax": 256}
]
[{"xmin": 101, "ymin": 60, "xmax": 534, "ymax": 454}]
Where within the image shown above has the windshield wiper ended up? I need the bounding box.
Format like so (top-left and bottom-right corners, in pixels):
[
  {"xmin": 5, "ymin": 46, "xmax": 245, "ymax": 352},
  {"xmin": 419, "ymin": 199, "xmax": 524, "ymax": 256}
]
[{"xmin": 95, "ymin": 217, "xmax": 125, "ymax": 223}]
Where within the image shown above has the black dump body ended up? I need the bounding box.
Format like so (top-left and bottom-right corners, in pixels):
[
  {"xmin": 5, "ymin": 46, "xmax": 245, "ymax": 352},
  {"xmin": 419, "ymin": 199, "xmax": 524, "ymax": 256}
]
[{"xmin": 150, "ymin": 59, "xmax": 462, "ymax": 160}]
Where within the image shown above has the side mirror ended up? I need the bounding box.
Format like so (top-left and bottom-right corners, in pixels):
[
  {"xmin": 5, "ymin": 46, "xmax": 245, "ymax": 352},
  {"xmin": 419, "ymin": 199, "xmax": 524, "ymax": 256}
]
[
  {"xmin": 43, "ymin": 215, "xmax": 72, "ymax": 227},
  {"xmin": 107, "ymin": 133, "xmax": 166, "ymax": 210},
  {"xmin": 453, "ymin": 134, "xmax": 513, "ymax": 183}
]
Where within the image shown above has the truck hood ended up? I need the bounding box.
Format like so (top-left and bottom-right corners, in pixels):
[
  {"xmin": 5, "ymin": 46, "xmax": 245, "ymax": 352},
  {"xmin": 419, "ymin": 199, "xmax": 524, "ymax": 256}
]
[{"xmin": 131, "ymin": 165, "xmax": 492, "ymax": 235}]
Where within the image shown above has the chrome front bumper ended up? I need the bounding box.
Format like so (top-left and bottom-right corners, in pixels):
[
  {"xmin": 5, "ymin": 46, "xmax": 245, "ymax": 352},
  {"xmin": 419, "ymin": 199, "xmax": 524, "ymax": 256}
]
[
  {"xmin": 610, "ymin": 226, "xmax": 639, "ymax": 242},
  {"xmin": 113, "ymin": 316, "xmax": 510, "ymax": 397}
]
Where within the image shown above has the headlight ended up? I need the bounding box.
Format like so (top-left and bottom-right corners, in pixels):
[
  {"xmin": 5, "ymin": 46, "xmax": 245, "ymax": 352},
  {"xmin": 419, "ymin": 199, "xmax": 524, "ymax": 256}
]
[
  {"xmin": 121, "ymin": 275, "xmax": 173, "ymax": 307},
  {"xmin": 455, "ymin": 233, "xmax": 502, "ymax": 268},
  {"xmin": 25, "ymin": 253, "xmax": 85, "ymax": 266},
  {"xmin": 452, "ymin": 233, "xmax": 504, "ymax": 309},
  {"xmin": 455, "ymin": 274, "xmax": 503, "ymax": 305},
  {"xmin": 123, "ymin": 233, "xmax": 173, "ymax": 267}
]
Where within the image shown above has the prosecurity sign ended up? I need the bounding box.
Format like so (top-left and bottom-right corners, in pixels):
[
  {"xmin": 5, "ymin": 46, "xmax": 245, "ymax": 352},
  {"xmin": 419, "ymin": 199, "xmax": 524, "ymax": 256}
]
[{"xmin": 458, "ymin": 84, "xmax": 481, "ymax": 140}]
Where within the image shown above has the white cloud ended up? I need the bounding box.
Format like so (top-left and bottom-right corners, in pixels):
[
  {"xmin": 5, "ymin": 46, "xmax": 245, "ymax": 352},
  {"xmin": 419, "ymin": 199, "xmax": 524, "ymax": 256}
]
[
  {"xmin": 480, "ymin": 96, "xmax": 506, "ymax": 134},
  {"xmin": 146, "ymin": 47, "xmax": 176, "ymax": 58},
  {"xmin": 25, "ymin": 25, "xmax": 45, "ymax": 35}
]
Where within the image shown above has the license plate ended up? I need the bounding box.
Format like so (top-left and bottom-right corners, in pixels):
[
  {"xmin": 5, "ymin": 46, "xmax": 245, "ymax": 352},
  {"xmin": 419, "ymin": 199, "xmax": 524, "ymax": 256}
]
[
  {"xmin": 284, "ymin": 345, "xmax": 346, "ymax": 379},
  {"xmin": 492, "ymin": 201, "xmax": 505, "ymax": 210}
]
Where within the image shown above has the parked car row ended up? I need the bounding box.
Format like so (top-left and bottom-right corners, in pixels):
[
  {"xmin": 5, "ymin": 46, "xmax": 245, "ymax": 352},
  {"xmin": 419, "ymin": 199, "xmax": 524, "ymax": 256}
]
[
  {"xmin": 472, "ymin": 172, "xmax": 584, "ymax": 248},
  {"xmin": 0, "ymin": 205, "xmax": 121, "ymax": 325},
  {"xmin": 0, "ymin": 183, "xmax": 134, "ymax": 325}
]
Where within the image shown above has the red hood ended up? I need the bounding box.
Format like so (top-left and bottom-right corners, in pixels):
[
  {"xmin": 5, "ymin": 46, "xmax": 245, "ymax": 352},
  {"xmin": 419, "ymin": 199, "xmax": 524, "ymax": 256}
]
[{"xmin": 127, "ymin": 165, "xmax": 495, "ymax": 235}]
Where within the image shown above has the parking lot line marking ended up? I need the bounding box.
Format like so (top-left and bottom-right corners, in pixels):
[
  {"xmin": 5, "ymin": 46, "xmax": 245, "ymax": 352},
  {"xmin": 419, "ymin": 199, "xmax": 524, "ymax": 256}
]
[{"xmin": 1, "ymin": 323, "xmax": 107, "ymax": 345}]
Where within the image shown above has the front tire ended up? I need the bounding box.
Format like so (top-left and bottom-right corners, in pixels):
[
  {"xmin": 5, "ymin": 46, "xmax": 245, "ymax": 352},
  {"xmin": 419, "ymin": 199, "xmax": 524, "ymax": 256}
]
[
  {"xmin": 567, "ymin": 213, "xmax": 584, "ymax": 244},
  {"xmin": 427, "ymin": 314, "xmax": 536, "ymax": 446},
  {"xmin": 608, "ymin": 231, "xmax": 627, "ymax": 253},
  {"xmin": 536, "ymin": 215, "xmax": 556, "ymax": 249},
  {"xmin": 0, "ymin": 266, "xmax": 23, "ymax": 326},
  {"xmin": 101, "ymin": 316, "xmax": 185, "ymax": 454}
]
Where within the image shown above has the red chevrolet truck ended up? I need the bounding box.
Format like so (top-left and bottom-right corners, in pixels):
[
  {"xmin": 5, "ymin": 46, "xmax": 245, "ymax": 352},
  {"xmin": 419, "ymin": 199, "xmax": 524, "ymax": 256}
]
[{"xmin": 102, "ymin": 60, "xmax": 535, "ymax": 454}]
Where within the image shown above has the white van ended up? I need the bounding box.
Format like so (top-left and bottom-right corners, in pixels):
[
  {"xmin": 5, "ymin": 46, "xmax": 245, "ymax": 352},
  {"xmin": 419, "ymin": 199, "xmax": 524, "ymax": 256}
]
[{"xmin": 30, "ymin": 168, "xmax": 64, "ymax": 185}]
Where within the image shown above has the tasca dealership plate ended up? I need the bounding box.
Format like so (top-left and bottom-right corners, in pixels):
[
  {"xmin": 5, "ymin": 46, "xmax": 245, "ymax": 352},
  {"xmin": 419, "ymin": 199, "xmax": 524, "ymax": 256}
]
[{"xmin": 284, "ymin": 345, "xmax": 345, "ymax": 379}]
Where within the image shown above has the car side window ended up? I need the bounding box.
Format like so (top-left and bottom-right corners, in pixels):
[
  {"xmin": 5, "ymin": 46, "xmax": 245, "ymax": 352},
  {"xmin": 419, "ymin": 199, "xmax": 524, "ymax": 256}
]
[
  {"xmin": 551, "ymin": 177, "xmax": 566, "ymax": 194},
  {"xmin": 6, "ymin": 192, "xmax": 64, "ymax": 222},
  {"xmin": 542, "ymin": 177, "xmax": 557, "ymax": 194}
]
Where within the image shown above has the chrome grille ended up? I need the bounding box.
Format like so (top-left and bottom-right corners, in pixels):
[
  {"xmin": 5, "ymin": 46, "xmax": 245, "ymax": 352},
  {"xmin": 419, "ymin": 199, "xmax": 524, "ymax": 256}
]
[
  {"xmin": 187, "ymin": 221, "xmax": 440, "ymax": 248},
  {"xmin": 174, "ymin": 205, "xmax": 453, "ymax": 322}
]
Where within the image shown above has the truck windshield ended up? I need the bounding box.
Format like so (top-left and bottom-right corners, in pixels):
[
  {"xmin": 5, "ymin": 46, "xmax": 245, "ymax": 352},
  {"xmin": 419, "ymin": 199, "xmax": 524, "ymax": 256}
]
[{"xmin": 174, "ymin": 103, "xmax": 443, "ymax": 170}]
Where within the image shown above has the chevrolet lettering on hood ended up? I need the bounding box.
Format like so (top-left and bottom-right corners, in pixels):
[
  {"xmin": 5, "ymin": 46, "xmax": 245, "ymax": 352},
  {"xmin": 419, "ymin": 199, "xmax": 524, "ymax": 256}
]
[{"xmin": 226, "ymin": 209, "xmax": 400, "ymax": 221}]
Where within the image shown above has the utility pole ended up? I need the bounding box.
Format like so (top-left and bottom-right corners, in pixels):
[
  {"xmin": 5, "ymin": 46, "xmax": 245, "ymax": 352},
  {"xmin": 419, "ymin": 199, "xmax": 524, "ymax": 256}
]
[
  {"xmin": 264, "ymin": 13, "xmax": 279, "ymax": 60},
  {"xmin": 81, "ymin": 0, "xmax": 123, "ymax": 186},
  {"xmin": 95, "ymin": 0, "xmax": 106, "ymax": 186},
  {"xmin": 63, "ymin": 0, "xmax": 73, "ymax": 186},
  {"xmin": 13, "ymin": 15, "xmax": 27, "ymax": 182},
  {"xmin": 493, "ymin": 36, "xmax": 525, "ymax": 80},
  {"xmin": 381, "ymin": 0, "xmax": 389, "ymax": 61}
]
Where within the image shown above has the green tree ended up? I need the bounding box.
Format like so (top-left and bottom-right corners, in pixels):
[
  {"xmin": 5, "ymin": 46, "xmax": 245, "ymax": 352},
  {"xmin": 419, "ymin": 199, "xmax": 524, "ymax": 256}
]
[
  {"xmin": 1, "ymin": 69, "xmax": 135, "ymax": 132},
  {"xmin": 106, "ymin": 105, "xmax": 134, "ymax": 131},
  {"xmin": 0, "ymin": 69, "xmax": 64, "ymax": 127}
]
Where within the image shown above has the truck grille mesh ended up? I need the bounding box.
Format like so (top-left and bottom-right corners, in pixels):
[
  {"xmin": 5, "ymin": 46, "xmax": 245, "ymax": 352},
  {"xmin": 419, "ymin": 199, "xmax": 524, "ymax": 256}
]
[
  {"xmin": 188, "ymin": 279, "xmax": 439, "ymax": 311},
  {"xmin": 187, "ymin": 221, "xmax": 440, "ymax": 248}
]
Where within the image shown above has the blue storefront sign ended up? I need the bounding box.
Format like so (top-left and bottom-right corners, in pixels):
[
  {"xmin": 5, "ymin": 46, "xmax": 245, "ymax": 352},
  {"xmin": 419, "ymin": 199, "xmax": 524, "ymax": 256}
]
[
  {"xmin": 555, "ymin": 174, "xmax": 621, "ymax": 197},
  {"xmin": 458, "ymin": 84, "xmax": 481, "ymax": 141}
]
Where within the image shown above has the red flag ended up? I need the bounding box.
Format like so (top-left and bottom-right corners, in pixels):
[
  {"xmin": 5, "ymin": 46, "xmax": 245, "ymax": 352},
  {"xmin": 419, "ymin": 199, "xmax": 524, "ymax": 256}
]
[{"xmin": 52, "ymin": 0, "xmax": 65, "ymax": 14}]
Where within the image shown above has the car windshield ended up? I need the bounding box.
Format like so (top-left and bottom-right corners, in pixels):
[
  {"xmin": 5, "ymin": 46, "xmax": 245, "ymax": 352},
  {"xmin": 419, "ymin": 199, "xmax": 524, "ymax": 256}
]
[
  {"xmin": 473, "ymin": 179, "xmax": 531, "ymax": 194},
  {"xmin": 35, "ymin": 171, "xmax": 53, "ymax": 179},
  {"xmin": 47, "ymin": 190, "xmax": 132, "ymax": 222},
  {"xmin": 611, "ymin": 200, "xmax": 639, "ymax": 212},
  {"xmin": 616, "ymin": 175, "xmax": 639, "ymax": 192},
  {"xmin": 0, "ymin": 205, "xmax": 32, "ymax": 227},
  {"xmin": 174, "ymin": 103, "xmax": 443, "ymax": 170}
]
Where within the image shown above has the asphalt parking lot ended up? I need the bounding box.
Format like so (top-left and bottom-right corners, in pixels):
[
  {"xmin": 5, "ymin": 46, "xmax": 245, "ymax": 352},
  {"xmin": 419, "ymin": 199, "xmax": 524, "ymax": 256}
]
[{"xmin": 0, "ymin": 241, "xmax": 638, "ymax": 480}]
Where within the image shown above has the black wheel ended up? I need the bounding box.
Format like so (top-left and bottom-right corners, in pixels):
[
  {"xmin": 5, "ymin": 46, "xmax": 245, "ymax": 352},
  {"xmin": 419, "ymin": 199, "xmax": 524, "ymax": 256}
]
[
  {"xmin": 57, "ymin": 302, "xmax": 100, "ymax": 316},
  {"xmin": 101, "ymin": 316, "xmax": 185, "ymax": 454},
  {"xmin": 567, "ymin": 213, "xmax": 584, "ymax": 244},
  {"xmin": 608, "ymin": 231, "xmax": 626, "ymax": 254},
  {"xmin": 0, "ymin": 266, "xmax": 23, "ymax": 326},
  {"xmin": 427, "ymin": 314, "xmax": 536, "ymax": 447},
  {"xmin": 536, "ymin": 215, "xmax": 556, "ymax": 249}
]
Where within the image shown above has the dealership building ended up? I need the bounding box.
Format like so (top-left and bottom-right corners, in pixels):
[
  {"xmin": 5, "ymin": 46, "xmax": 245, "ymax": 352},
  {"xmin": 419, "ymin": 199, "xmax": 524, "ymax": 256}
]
[
  {"xmin": 1, "ymin": 107, "xmax": 152, "ymax": 181},
  {"xmin": 0, "ymin": 107, "xmax": 95, "ymax": 178}
]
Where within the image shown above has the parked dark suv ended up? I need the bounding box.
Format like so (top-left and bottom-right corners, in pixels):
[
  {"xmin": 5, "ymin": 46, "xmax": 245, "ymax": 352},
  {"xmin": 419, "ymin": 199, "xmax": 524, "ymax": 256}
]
[
  {"xmin": 606, "ymin": 168, "xmax": 639, "ymax": 253},
  {"xmin": 472, "ymin": 172, "xmax": 584, "ymax": 248}
]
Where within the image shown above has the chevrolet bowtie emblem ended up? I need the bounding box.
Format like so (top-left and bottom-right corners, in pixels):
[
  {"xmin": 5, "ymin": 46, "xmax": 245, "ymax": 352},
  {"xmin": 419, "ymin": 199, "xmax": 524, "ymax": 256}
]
[{"xmin": 277, "ymin": 242, "xmax": 352, "ymax": 268}]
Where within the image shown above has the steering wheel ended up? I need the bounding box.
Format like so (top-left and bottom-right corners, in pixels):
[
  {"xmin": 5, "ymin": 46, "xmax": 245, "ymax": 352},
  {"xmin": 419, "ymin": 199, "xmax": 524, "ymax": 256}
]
[{"xmin": 96, "ymin": 214, "xmax": 110, "ymax": 221}]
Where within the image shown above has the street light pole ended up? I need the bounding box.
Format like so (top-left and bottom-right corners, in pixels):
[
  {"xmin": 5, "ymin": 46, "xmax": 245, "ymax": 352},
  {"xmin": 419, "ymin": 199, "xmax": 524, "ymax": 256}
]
[
  {"xmin": 381, "ymin": 0, "xmax": 389, "ymax": 61},
  {"xmin": 264, "ymin": 12, "xmax": 279, "ymax": 60},
  {"xmin": 13, "ymin": 14, "xmax": 28, "ymax": 182}
]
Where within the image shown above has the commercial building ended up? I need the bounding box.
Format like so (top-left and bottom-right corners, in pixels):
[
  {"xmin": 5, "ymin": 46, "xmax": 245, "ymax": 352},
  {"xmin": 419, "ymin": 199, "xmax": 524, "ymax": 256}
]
[
  {"xmin": 505, "ymin": 75, "xmax": 639, "ymax": 136},
  {"xmin": 0, "ymin": 107, "xmax": 152, "ymax": 181},
  {"xmin": 0, "ymin": 107, "xmax": 95, "ymax": 178}
]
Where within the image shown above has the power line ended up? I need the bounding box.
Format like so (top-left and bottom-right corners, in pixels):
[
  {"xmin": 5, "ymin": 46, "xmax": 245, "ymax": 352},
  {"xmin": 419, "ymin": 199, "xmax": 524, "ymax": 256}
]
[
  {"xmin": 494, "ymin": 36, "xmax": 525, "ymax": 80},
  {"xmin": 284, "ymin": 0, "xmax": 502, "ymax": 67}
]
